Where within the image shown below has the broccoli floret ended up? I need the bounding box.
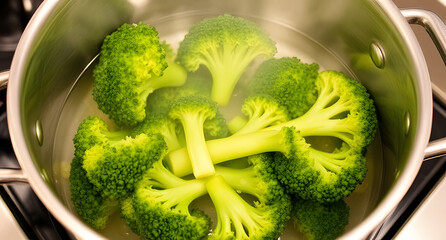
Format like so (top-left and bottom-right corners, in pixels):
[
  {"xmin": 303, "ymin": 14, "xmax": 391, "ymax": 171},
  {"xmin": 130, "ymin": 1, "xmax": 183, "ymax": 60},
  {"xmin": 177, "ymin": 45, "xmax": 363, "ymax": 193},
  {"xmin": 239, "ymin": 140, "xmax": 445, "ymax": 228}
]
[
  {"xmin": 132, "ymin": 113, "xmax": 185, "ymax": 151},
  {"xmin": 248, "ymin": 57, "xmax": 319, "ymax": 119},
  {"xmin": 206, "ymin": 173, "xmax": 292, "ymax": 240},
  {"xmin": 73, "ymin": 116, "xmax": 168, "ymax": 199},
  {"xmin": 121, "ymin": 159, "xmax": 211, "ymax": 240},
  {"xmin": 93, "ymin": 22, "xmax": 186, "ymax": 127},
  {"xmin": 231, "ymin": 95, "xmax": 290, "ymax": 135},
  {"xmin": 69, "ymin": 155, "xmax": 119, "ymax": 229},
  {"xmin": 176, "ymin": 14, "xmax": 277, "ymax": 105},
  {"xmin": 216, "ymin": 154, "xmax": 291, "ymax": 206},
  {"xmin": 146, "ymin": 73, "xmax": 212, "ymax": 115},
  {"xmin": 168, "ymin": 95, "xmax": 220, "ymax": 178},
  {"xmin": 293, "ymin": 198, "xmax": 350, "ymax": 240},
  {"xmin": 166, "ymin": 70, "xmax": 377, "ymax": 202}
]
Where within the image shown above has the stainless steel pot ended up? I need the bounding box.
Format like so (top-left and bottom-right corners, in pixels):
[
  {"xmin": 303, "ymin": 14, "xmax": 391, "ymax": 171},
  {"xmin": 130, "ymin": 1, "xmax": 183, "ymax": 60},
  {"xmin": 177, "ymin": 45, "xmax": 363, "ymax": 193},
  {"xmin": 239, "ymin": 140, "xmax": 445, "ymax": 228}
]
[{"xmin": 1, "ymin": 0, "xmax": 446, "ymax": 239}]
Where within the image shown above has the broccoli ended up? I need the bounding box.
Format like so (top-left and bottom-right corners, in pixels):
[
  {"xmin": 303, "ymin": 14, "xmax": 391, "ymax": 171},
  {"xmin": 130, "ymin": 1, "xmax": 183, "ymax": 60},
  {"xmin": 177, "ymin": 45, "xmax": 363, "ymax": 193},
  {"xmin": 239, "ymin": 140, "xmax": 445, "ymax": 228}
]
[
  {"xmin": 248, "ymin": 57, "xmax": 320, "ymax": 119},
  {"xmin": 121, "ymin": 159, "xmax": 211, "ymax": 240},
  {"xmin": 146, "ymin": 71, "xmax": 212, "ymax": 115},
  {"xmin": 93, "ymin": 22, "xmax": 186, "ymax": 127},
  {"xmin": 176, "ymin": 14, "xmax": 277, "ymax": 105},
  {"xmin": 231, "ymin": 95, "xmax": 290, "ymax": 135},
  {"xmin": 206, "ymin": 172, "xmax": 292, "ymax": 240},
  {"xmin": 73, "ymin": 116, "xmax": 168, "ymax": 199},
  {"xmin": 168, "ymin": 95, "xmax": 220, "ymax": 178},
  {"xmin": 132, "ymin": 113, "xmax": 185, "ymax": 151},
  {"xmin": 166, "ymin": 70, "xmax": 377, "ymax": 202},
  {"xmin": 69, "ymin": 155, "xmax": 119, "ymax": 229},
  {"xmin": 293, "ymin": 198, "xmax": 350, "ymax": 240}
]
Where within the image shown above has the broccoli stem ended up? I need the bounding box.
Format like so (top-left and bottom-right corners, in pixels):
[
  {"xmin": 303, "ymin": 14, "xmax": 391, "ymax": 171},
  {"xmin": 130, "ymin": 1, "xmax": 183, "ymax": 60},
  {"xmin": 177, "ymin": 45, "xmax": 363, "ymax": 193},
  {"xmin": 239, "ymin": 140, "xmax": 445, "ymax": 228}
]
[
  {"xmin": 167, "ymin": 129, "xmax": 286, "ymax": 177},
  {"xmin": 203, "ymin": 44, "xmax": 264, "ymax": 106},
  {"xmin": 180, "ymin": 113, "xmax": 215, "ymax": 178},
  {"xmin": 215, "ymin": 165, "xmax": 264, "ymax": 200},
  {"xmin": 145, "ymin": 160, "xmax": 187, "ymax": 189},
  {"xmin": 206, "ymin": 175, "xmax": 266, "ymax": 239},
  {"xmin": 139, "ymin": 62, "xmax": 187, "ymax": 102}
]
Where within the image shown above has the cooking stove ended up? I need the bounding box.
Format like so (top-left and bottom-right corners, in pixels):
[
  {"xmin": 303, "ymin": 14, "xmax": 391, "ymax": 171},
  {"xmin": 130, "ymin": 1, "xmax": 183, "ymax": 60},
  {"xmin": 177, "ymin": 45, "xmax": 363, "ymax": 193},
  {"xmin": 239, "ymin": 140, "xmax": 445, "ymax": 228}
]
[{"xmin": 0, "ymin": 0, "xmax": 445, "ymax": 239}]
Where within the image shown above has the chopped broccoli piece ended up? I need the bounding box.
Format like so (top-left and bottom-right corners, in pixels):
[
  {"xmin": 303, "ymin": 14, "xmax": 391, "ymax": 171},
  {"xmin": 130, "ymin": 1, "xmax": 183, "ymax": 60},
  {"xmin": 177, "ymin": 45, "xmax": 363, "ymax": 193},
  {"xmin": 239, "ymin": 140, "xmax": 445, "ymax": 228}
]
[
  {"xmin": 248, "ymin": 57, "xmax": 319, "ymax": 119},
  {"xmin": 168, "ymin": 95, "xmax": 220, "ymax": 178},
  {"xmin": 293, "ymin": 198, "xmax": 350, "ymax": 240},
  {"xmin": 121, "ymin": 160, "xmax": 211, "ymax": 240},
  {"xmin": 132, "ymin": 113, "xmax": 185, "ymax": 151},
  {"xmin": 176, "ymin": 14, "xmax": 277, "ymax": 105},
  {"xmin": 206, "ymin": 174, "xmax": 291, "ymax": 240},
  {"xmin": 166, "ymin": 70, "xmax": 377, "ymax": 202},
  {"xmin": 69, "ymin": 155, "xmax": 119, "ymax": 229},
  {"xmin": 146, "ymin": 72, "xmax": 212, "ymax": 115},
  {"xmin": 73, "ymin": 116, "xmax": 168, "ymax": 199},
  {"xmin": 232, "ymin": 95, "xmax": 290, "ymax": 135},
  {"xmin": 93, "ymin": 22, "xmax": 186, "ymax": 126}
]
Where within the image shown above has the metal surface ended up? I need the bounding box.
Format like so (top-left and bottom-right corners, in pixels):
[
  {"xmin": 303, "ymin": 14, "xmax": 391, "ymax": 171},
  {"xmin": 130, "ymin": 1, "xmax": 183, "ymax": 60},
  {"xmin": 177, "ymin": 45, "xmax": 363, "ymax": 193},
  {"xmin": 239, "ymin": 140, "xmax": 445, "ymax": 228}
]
[
  {"xmin": 0, "ymin": 71, "xmax": 8, "ymax": 91},
  {"xmin": 402, "ymin": 8, "xmax": 446, "ymax": 107},
  {"xmin": 0, "ymin": 0, "xmax": 443, "ymax": 239},
  {"xmin": 394, "ymin": 173, "xmax": 446, "ymax": 239},
  {"xmin": 0, "ymin": 197, "xmax": 27, "ymax": 240},
  {"xmin": 0, "ymin": 169, "xmax": 27, "ymax": 184}
]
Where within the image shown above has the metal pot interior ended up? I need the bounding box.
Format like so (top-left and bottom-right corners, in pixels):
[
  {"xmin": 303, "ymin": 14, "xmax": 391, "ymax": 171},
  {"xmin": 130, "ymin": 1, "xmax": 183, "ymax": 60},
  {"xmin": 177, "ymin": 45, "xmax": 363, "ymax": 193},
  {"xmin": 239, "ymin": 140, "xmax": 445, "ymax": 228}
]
[{"xmin": 8, "ymin": 0, "xmax": 432, "ymax": 239}]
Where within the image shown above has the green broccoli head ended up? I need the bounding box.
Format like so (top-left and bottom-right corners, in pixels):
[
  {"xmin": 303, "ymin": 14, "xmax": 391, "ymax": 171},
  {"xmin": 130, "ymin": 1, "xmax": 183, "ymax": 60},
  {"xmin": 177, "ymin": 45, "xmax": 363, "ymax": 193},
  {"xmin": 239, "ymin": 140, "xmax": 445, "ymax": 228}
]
[
  {"xmin": 93, "ymin": 22, "xmax": 186, "ymax": 127},
  {"xmin": 132, "ymin": 113, "xmax": 185, "ymax": 151},
  {"xmin": 234, "ymin": 95, "xmax": 290, "ymax": 135},
  {"xmin": 284, "ymin": 70, "xmax": 378, "ymax": 149},
  {"xmin": 177, "ymin": 14, "xmax": 277, "ymax": 105},
  {"xmin": 122, "ymin": 160, "xmax": 211, "ymax": 240},
  {"xmin": 293, "ymin": 198, "xmax": 350, "ymax": 240},
  {"xmin": 69, "ymin": 155, "xmax": 119, "ymax": 229},
  {"xmin": 206, "ymin": 175, "xmax": 292, "ymax": 240},
  {"xmin": 204, "ymin": 111, "xmax": 230, "ymax": 139},
  {"xmin": 274, "ymin": 141, "xmax": 368, "ymax": 203},
  {"xmin": 268, "ymin": 70, "xmax": 377, "ymax": 202},
  {"xmin": 73, "ymin": 116, "xmax": 168, "ymax": 199},
  {"xmin": 248, "ymin": 57, "xmax": 319, "ymax": 119}
]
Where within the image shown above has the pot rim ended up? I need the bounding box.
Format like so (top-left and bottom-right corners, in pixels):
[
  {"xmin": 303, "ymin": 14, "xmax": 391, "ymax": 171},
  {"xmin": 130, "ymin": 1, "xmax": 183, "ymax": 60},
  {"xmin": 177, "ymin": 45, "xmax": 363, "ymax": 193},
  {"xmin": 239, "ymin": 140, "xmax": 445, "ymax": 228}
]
[
  {"xmin": 5, "ymin": 0, "xmax": 434, "ymax": 239},
  {"xmin": 340, "ymin": 0, "xmax": 433, "ymax": 239},
  {"xmin": 6, "ymin": 0, "xmax": 106, "ymax": 239}
]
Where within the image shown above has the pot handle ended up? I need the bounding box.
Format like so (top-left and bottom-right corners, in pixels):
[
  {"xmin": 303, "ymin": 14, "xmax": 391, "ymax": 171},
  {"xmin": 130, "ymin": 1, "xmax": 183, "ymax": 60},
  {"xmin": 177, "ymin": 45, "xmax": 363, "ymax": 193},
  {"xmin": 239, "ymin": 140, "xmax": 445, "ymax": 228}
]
[
  {"xmin": 401, "ymin": 9, "xmax": 446, "ymax": 160},
  {"xmin": 0, "ymin": 169, "xmax": 27, "ymax": 184},
  {"xmin": 0, "ymin": 70, "xmax": 8, "ymax": 90},
  {"xmin": 0, "ymin": 71, "xmax": 27, "ymax": 183}
]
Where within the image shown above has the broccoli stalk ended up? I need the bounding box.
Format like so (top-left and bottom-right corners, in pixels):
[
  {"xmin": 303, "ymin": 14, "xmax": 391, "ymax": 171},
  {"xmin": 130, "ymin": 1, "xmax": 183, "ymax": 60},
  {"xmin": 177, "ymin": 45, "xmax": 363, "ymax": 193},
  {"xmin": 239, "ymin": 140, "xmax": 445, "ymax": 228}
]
[
  {"xmin": 166, "ymin": 70, "xmax": 378, "ymax": 202},
  {"xmin": 121, "ymin": 160, "xmax": 211, "ymax": 240},
  {"xmin": 168, "ymin": 95, "xmax": 219, "ymax": 178},
  {"xmin": 176, "ymin": 14, "xmax": 277, "ymax": 105},
  {"xmin": 206, "ymin": 174, "xmax": 291, "ymax": 240},
  {"xmin": 166, "ymin": 127, "xmax": 301, "ymax": 177}
]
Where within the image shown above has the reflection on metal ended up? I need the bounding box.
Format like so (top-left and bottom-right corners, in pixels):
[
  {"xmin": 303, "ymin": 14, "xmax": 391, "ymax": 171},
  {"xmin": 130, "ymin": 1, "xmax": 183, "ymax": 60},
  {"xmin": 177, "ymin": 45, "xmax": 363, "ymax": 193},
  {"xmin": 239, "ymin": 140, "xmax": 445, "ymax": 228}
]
[
  {"xmin": 405, "ymin": 111, "xmax": 411, "ymax": 136},
  {"xmin": 370, "ymin": 42, "xmax": 385, "ymax": 68},
  {"xmin": 35, "ymin": 120, "xmax": 43, "ymax": 146},
  {"xmin": 0, "ymin": 71, "xmax": 8, "ymax": 91}
]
